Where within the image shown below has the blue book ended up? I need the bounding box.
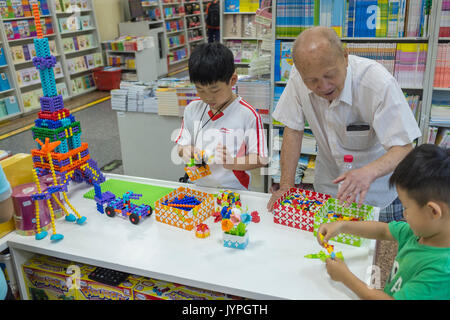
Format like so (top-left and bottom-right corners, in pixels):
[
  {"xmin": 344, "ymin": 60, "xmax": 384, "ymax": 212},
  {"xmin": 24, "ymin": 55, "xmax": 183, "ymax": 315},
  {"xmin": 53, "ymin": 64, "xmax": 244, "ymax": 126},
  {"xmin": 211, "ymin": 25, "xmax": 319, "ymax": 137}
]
[
  {"xmin": 0, "ymin": 47, "xmax": 6, "ymax": 65},
  {"xmin": 347, "ymin": 0, "xmax": 356, "ymax": 37},
  {"xmin": 4, "ymin": 96, "xmax": 19, "ymax": 115},
  {"xmin": 0, "ymin": 72, "xmax": 10, "ymax": 91},
  {"xmin": 331, "ymin": 0, "xmax": 346, "ymax": 36},
  {"xmin": 274, "ymin": 40, "xmax": 281, "ymax": 81},
  {"xmin": 355, "ymin": 0, "xmax": 378, "ymax": 37}
]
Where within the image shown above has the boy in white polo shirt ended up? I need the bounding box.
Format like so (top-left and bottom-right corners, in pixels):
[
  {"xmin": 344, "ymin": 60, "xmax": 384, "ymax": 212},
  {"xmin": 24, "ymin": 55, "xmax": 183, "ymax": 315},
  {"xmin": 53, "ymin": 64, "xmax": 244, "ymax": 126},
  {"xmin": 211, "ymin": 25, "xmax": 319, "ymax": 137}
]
[{"xmin": 175, "ymin": 43, "xmax": 268, "ymax": 190}]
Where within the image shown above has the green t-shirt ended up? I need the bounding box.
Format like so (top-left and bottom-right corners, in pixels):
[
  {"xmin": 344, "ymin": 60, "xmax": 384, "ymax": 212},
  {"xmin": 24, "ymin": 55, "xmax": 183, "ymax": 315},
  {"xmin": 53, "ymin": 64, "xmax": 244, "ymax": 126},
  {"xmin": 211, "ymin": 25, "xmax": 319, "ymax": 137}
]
[{"xmin": 384, "ymin": 221, "xmax": 450, "ymax": 300}]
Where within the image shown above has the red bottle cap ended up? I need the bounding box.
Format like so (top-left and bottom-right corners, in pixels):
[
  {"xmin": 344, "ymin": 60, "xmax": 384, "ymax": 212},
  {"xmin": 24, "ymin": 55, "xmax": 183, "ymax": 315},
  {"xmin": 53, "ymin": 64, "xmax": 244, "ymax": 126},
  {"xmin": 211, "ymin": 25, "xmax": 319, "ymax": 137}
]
[{"xmin": 344, "ymin": 155, "xmax": 353, "ymax": 163}]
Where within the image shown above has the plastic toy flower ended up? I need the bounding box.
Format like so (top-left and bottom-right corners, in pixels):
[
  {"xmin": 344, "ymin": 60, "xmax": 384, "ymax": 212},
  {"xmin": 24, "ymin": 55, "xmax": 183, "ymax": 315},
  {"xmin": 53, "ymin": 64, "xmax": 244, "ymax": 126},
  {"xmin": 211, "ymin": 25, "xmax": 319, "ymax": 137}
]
[
  {"xmin": 240, "ymin": 213, "xmax": 251, "ymax": 224},
  {"xmin": 221, "ymin": 219, "xmax": 234, "ymax": 232},
  {"xmin": 251, "ymin": 211, "xmax": 260, "ymax": 223}
]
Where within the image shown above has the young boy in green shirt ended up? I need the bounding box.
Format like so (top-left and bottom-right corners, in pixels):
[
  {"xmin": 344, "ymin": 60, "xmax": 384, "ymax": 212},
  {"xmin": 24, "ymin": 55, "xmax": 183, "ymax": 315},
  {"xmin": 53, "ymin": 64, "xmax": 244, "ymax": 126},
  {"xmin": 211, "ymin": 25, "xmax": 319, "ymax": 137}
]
[{"xmin": 317, "ymin": 144, "xmax": 450, "ymax": 300}]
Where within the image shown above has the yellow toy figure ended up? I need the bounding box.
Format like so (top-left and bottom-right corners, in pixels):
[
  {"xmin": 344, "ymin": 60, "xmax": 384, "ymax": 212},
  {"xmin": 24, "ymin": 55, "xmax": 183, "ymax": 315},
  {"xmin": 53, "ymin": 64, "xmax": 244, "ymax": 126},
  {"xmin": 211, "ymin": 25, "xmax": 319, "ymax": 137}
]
[{"xmin": 32, "ymin": 138, "xmax": 86, "ymax": 241}]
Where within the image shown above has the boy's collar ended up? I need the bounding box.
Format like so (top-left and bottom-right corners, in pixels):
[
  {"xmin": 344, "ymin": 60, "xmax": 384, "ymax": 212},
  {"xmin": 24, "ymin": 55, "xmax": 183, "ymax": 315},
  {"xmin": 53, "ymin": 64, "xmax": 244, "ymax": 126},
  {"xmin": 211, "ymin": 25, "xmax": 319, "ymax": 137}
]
[{"xmin": 208, "ymin": 109, "xmax": 224, "ymax": 121}]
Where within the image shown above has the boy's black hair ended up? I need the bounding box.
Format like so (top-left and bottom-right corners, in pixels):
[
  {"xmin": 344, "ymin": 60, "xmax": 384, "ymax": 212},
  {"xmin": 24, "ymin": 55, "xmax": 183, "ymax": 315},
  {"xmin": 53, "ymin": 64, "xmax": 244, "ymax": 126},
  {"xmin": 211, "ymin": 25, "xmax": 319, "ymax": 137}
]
[
  {"xmin": 389, "ymin": 144, "xmax": 450, "ymax": 207},
  {"xmin": 188, "ymin": 43, "xmax": 235, "ymax": 86}
]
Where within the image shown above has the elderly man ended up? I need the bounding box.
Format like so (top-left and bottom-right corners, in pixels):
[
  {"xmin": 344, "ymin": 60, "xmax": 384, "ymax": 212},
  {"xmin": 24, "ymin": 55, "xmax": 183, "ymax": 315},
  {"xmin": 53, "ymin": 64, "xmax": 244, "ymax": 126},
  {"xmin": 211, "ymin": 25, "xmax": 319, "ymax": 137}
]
[{"xmin": 267, "ymin": 26, "xmax": 421, "ymax": 222}]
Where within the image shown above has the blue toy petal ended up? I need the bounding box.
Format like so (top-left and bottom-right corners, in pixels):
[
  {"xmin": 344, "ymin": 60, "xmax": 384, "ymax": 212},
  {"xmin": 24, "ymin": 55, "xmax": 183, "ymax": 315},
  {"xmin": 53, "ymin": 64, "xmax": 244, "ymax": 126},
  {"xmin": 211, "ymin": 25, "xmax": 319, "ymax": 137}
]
[
  {"xmin": 76, "ymin": 216, "xmax": 87, "ymax": 225},
  {"xmin": 240, "ymin": 213, "xmax": 251, "ymax": 224},
  {"xmin": 65, "ymin": 214, "xmax": 77, "ymax": 222},
  {"xmin": 50, "ymin": 234, "xmax": 64, "ymax": 241},
  {"xmin": 35, "ymin": 231, "xmax": 48, "ymax": 240}
]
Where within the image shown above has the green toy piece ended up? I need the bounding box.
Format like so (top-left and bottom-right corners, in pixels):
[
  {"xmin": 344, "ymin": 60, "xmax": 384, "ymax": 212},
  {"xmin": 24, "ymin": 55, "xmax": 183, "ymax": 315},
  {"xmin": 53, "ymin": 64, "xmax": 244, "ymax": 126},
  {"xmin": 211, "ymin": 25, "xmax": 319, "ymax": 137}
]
[{"xmin": 304, "ymin": 250, "xmax": 344, "ymax": 262}]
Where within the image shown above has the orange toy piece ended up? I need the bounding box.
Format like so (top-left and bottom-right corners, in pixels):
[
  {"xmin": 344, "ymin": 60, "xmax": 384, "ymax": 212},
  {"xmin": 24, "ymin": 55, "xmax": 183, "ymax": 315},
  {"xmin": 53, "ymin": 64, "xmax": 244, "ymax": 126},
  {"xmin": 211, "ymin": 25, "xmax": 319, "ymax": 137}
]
[
  {"xmin": 166, "ymin": 203, "xmax": 196, "ymax": 208},
  {"xmin": 32, "ymin": 3, "xmax": 43, "ymax": 38}
]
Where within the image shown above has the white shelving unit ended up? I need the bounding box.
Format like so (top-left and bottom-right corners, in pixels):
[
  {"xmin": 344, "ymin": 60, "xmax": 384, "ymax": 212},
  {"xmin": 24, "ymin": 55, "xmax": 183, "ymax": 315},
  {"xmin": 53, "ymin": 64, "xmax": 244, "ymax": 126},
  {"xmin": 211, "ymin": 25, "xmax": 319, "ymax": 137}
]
[{"xmin": 0, "ymin": 0, "xmax": 104, "ymax": 122}]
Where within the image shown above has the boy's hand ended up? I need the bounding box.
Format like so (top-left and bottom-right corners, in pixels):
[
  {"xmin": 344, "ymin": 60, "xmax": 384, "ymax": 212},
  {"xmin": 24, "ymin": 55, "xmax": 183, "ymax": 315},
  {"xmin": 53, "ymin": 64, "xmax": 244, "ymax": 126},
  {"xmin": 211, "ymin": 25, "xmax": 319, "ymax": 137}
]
[
  {"xmin": 180, "ymin": 145, "xmax": 202, "ymax": 164},
  {"xmin": 215, "ymin": 144, "xmax": 235, "ymax": 167},
  {"xmin": 317, "ymin": 221, "xmax": 344, "ymax": 246},
  {"xmin": 325, "ymin": 257, "xmax": 351, "ymax": 282}
]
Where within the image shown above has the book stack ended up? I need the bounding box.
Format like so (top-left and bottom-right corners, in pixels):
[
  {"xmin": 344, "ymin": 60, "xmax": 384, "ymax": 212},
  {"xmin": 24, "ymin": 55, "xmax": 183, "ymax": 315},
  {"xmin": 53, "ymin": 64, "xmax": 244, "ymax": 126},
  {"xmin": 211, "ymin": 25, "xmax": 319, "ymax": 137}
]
[
  {"xmin": 405, "ymin": 93, "xmax": 421, "ymax": 122},
  {"xmin": 22, "ymin": 83, "xmax": 68, "ymax": 111},
  {"xmin": 70, "ymin": 74, "xmax": 95, "ymax": 95},
  {"xmin": 111, "ymin": 89, "xmax": 128, "ymax": 111},
  {"xmin": 10, "ymin": 40, "xmax": 58, "ymax": 64},
  {"xmin": 58, "ymin": 15, "xmax": 93, "ymax": 33},
  {"xmin": 62, "ymin": 34, "xmax": 96, "ymax": 53},
  {"xmin": 345, "ymin": 42, "xmax": 397, "ymax": 74},
  {"xmin": 394, "ymin": 43, "xmax": 427, "ymax": 88},
  {"xmin": 275, "ymin": 0, "xmax": 431, "ymax": 38},
  {"xmin": 433, "ymin": 43, "xmax": 450, "ymax": 88},
  {"xmin": 103, "ymin": 36, "xmax": 153, "ymax": 52},
  {"xmin": 236, "ymin": 79, "xmax": 270, "ymax": 123},
  {"xmin": 4, "ymin": 17, "xmax": 53, "ymax": 41},
  {"xmin": 430, "ymin": 100, "xmax": 450, "ymax": 127},
  {"xmin": 225, "ymin": 40, "xmax": 258, "ymax": 63},
  {"xmin": 0, "ymin": 0, "xmax": 49, "ymax": 19},
  {"xmin": 175, "ymin": 82, "xmax": 198, "ymax": 116},
  {"xmin": 156, "ymin": 88, "xmax": 180, "ymax": 116},
  {"xmin": 439, "ymin": 0, "xmax": 450, "ymax": 37},
  {"xmin": 168, "ymin": 47, "xmax": 188, "ymax": 64},
  {"xmin": 16, "ymin": 62, "xmax": 64, "ymax": 88},
  {"xmin": 67, "ymin": 52, "xmax": 102, "ymax": 75}
]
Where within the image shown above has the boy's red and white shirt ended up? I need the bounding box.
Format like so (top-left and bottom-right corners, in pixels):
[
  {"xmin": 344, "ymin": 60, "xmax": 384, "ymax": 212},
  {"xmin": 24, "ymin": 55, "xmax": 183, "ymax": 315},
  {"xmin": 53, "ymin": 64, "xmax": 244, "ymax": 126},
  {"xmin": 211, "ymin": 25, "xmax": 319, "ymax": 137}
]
[{"xmin": 176, "ymin": 97, "xmax": 267, "ymax": 190}]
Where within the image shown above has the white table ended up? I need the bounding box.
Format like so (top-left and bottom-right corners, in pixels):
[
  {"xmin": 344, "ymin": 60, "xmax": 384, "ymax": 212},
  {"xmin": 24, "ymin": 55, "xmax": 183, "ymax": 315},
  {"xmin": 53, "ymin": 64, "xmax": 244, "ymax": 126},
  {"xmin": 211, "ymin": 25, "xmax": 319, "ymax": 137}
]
[{"xmin": 6, "ymin": 173, "xmax": 378, "ymax": 300}]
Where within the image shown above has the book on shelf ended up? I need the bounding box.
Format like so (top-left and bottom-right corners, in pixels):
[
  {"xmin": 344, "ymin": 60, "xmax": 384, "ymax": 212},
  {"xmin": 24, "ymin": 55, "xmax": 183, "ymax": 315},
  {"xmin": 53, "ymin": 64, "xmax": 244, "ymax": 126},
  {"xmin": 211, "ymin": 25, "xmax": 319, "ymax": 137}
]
[
  {"xmin": 0, "ymin": 48, "xmax": 7, "ymax": 65},
  {"xmin": 274, "ymin": 40, "xmax": 293, "ymax": 82},
  {"xmin": 0, "ymin": 72, "xmax": 11, "ymax": 91},
  {"xmin": 275, "ymin": 0, "xmax": 431, "ymax": 38},
  {"xmin": 225, "ymin": 0, "xmax": 240, "ymax": 12}
]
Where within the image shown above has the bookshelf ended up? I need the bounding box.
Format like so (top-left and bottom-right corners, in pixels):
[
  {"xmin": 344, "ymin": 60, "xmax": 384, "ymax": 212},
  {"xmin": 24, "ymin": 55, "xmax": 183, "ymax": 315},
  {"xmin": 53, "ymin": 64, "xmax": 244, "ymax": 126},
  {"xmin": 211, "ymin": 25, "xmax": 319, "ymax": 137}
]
[
  {"xmin": 134, "ymin": 0, "xmax": 207, "ymax": 74},
  {"xmin": 423, "ymin": 0, "xmax": 450, "ymax": 146},
  {"xmin": 0, "ymin": 0, "xmax": 103, "ymax": 122},
  {"xmin": 268, "ymin": 0, "xmax": 439, "ymax": 191},
  {"xmin": 221, "ymin": 0, "xmax": 269, "ymax": 75}
]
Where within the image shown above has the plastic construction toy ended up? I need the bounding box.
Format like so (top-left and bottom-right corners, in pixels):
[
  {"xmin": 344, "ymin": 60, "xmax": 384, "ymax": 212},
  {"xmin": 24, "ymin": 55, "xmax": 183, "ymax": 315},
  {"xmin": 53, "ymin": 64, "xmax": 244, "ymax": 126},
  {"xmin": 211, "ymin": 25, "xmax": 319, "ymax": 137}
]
[
  {"xmin": 31, "ymin": 138, "xmax": 87, "ymax": 242},
  {"xmin": 221, "ymin": 205, "xmax": 260, "ymax": 250},
  {"xmin": 304, "ymin": 251, "xmax": 344, "ymax": 262},
  {"xmin": 162, "ymin": 195, "xmax": 202, "ymax": 211},
  {"xmin": 327, "ymin": 211, "xmax": 361, "ymax": 222},
  {"xmin": 154, "ymin": 187, "xmax": 215, "ymax": 231},
  {"xmin": 93, "ymin": 183, "xmax": 153, "ymax": 225},
  {"xmin": 213, "ymin": 190, "xmax": 242, "ymax": 223},
  {"xmin": 28, "ymin": 3, "xmax": 105, "ymax": 241},
  {"xmin": 273, "ymin": 188, "xmax": 330, "ymax": 232},
  {"xmin": 181, "ymin": 150, "xmax": 213, "ymax": 182},
  {"xmin": 195, "ymin": 223, "xmax": 210, "ymax": 238},
  {"xmin": 29, "ymin": 3, "xmax": 105, "ymax": 187},
  {"xmin": 304, "ymin": 233, "xmax": 344, "ymax": 262}
]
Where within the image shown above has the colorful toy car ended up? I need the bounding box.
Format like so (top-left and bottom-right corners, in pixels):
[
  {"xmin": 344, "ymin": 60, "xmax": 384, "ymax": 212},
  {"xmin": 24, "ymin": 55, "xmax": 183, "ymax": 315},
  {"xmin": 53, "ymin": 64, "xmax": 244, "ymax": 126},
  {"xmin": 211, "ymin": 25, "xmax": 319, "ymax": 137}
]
[{"xmin": 93, "ymin": 184, "xmax": 153, "ymax": 225}]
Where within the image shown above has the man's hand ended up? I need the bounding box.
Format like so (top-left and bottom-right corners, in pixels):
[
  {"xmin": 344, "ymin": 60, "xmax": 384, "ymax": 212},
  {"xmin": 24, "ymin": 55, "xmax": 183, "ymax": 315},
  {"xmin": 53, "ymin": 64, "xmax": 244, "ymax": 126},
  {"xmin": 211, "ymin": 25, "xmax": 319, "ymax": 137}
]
[
  {"xmin": 266, "ymin": 185, "xmax": 292, "ymax": 212},
  {"xmin": 333, "ymin": 166, "xmax": 376, "ymax": 207}
]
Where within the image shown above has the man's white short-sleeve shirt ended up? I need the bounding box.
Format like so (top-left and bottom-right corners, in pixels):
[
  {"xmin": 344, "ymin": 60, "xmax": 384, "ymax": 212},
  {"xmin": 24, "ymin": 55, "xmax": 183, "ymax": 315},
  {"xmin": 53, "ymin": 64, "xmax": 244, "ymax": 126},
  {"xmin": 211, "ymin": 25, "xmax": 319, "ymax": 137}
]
[
  {"xmin": 272, "ymin": 55, "xmax": 421, "ymax": 208},
  {"xmin": 176, "ymin": 96, "xmax": 267, "ymax": 190}
]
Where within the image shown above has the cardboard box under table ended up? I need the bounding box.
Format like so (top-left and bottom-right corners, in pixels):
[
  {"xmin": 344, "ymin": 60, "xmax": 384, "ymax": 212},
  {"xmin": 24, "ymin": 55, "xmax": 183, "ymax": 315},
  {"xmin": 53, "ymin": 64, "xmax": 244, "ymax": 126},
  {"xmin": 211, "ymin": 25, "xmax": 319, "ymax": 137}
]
[
  {"xmin": 313, "ymin": 198, "xmax": 375, "ymax": 247},
  {"xmin": 154, "ymin": 187, "xmax": 214, "ymax": 231},
  {"xmin": 273, "ymin": 188, "xmax": 330, "ymax": 232}
]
